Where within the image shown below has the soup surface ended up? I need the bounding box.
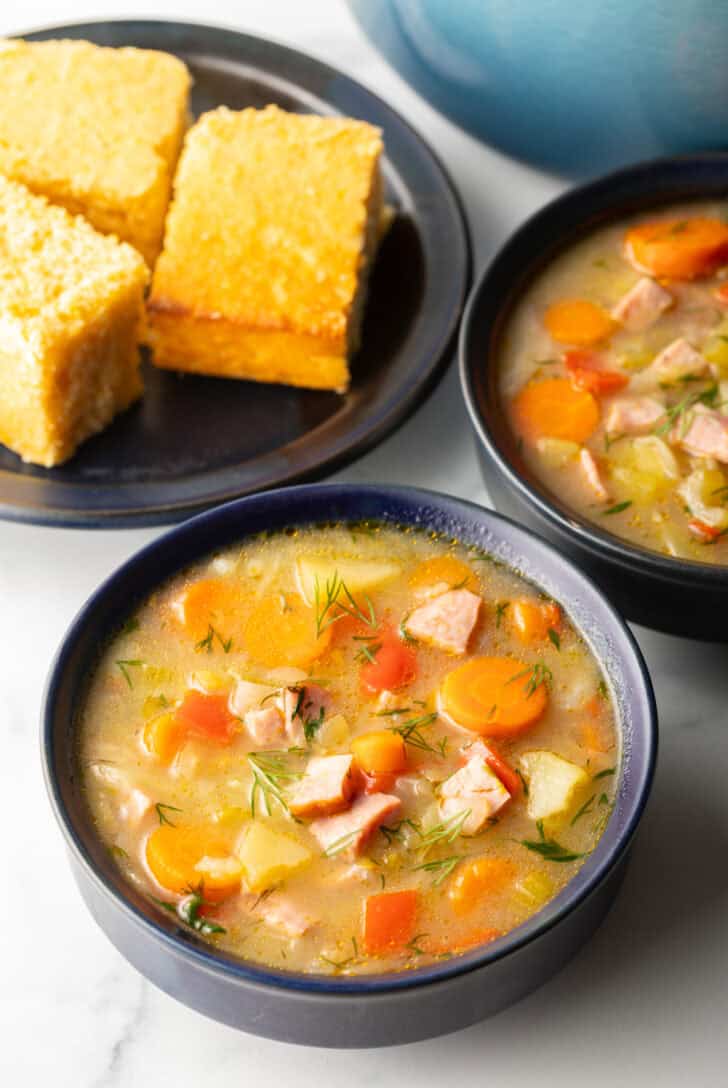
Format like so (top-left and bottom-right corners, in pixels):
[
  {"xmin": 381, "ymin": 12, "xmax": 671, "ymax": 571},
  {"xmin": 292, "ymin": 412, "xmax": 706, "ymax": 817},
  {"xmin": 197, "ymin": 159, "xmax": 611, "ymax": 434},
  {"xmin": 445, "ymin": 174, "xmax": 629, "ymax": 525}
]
[
  {"xmin": 501, "ymin": 203, "xmax": 728, "ymax": 562},
  {"xmin": 81, "ymin": 524, "xmax": 618, "ymax": 975}
]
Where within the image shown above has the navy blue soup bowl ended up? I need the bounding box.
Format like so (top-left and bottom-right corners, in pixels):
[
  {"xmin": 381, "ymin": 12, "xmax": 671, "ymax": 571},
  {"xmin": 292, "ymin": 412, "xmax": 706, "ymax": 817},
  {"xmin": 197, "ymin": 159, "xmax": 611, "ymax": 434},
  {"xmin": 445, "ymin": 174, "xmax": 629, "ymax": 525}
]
[
  {"xmin": 461, "ymin": 154, "xmax": 728, "ymax": 641},
  {"xmin": 42, "ymin": 484, "xmax": 656, "ymax": 1047}
]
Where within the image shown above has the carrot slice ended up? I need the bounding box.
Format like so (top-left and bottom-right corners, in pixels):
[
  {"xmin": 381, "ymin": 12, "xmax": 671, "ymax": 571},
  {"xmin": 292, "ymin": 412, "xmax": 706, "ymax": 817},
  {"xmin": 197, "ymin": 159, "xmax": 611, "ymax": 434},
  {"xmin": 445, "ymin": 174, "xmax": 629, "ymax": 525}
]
[
  {"xmin": 174, "ymin": 690, "xmax": 238, "ymax": 746},
  {"xmin": 688, "ymin": 517, "xmax": 723, "ymax": 543},
  {"xmin": 440, "ymin": 656, "xmax": 548, "ymax": 737},
  {"xmin": 481, "ymin": 744, "xmax": 522, "ymax": 796},
  {"xmin": 564, "ymin": 350, "xmax": 629, "ymax": 395},
  {"xmin": 243, "ymin": 592, "xmax": 331, "ymax": 668},
  {"xmin": 543, "ymin": 299, "xmax": 614, "ymax": 345},
  {"xmin": 625, "ymin": 217, "xmax": 728, "ymax": 280},
  {"xmin": 351, "ymin": 730, "xmax": 407, "ymax": 775},
  {"xmin": 170, "ymin": 577, "xmax": 245, "ymax": 645},
  {"xmin": 512, "ymin": 378, "xmax": 599, "ymax": 444},
  {"xmin": 143, "ymin": 712, "xmax": 185, "ymax": 764},
  {"xmin": 421, "ymin": 928, "xmax": 501, "ymax": 957},
  {"xmin": 408, "ymin": 555, "xmax": 478, "ymax": 593},
  {"xmin": 363, "ymin": 890, "xmax": 418, "ymax": 955},
  {"xmin": 146, "ymin": 824, "xmax": 240, "ymax": 903},
  {"xmin": 447, "ymin": 857, "xmax": 517, "ymax": 916},
  {"xmin": 715, "ymin": 282, "xmax": 728, "ymax": 305},
  {"xmin": 359, "ymin": 626, "xmax": 417, "ymax": 693},
  {"xmin": 510, "ymin": 599, "xmax": 561, "ymax": 644}
]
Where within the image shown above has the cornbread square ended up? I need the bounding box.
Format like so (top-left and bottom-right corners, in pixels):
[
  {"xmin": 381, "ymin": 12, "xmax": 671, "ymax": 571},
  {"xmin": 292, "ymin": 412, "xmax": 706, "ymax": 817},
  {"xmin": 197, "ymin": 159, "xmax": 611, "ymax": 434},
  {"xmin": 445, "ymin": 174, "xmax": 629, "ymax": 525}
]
[
  {"xmin": 0, "ymin": 176, "xmax": 148, "ymax": 467},
  {"xmin": 0, "ymin": 38, "xmax": 191, "ymax": 264},
  {"xmin": 147, "ymin": 105, "xmax": 384, "ymax": 391}
]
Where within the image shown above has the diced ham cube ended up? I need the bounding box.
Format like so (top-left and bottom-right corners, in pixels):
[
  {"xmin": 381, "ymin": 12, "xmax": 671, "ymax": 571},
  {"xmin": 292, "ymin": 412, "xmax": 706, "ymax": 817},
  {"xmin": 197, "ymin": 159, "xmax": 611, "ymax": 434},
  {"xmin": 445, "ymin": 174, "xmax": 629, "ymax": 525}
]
[
  {"xmin": 244, "ymin": 705, "xmax": 286, "ymax": 748},
  {"xmin": 579, "ymin": 448, "xmax": 610, "ymax": 502},
  {"xmin": 673, "ymin": 405, "xmax": 728, "ymax": 463},
  {"xmin": 119, "ymin": 788, "xmax": 154, "ymax": 826},
  {"xmin": 611, "ymin": 277, "xmax": 672, "ymax": 332},
  {"xmin": 282, "ymin": 684, "xmax": 332, "ymax": 747},
  {"xmin": 289, "ymin": 755, "xmax": 355, "ymax": 818},
  {"xmin": 404, "ymin": 589, "xmax": 481, "ymax": 655},
  {"xmin": 439, "ymin": 754, "xmax": 511, "ymax": 835},
  {"xmin": 605, "ymin": 395, "xmax": 666, "ymax": 435},
  {"xmin": 229, "ymin": 679, "xmax": 277, "ymax": 718},
  {"xmin": 309, "ymin": 792, "xmax": 401, "ymax": 857},
  {"xmin": 256, "ymin": 893, "xmax": 315, "ymax": 938},
  {"xmin": 650, "ymin": 337, "xmax": 708, "ymax": 382}
]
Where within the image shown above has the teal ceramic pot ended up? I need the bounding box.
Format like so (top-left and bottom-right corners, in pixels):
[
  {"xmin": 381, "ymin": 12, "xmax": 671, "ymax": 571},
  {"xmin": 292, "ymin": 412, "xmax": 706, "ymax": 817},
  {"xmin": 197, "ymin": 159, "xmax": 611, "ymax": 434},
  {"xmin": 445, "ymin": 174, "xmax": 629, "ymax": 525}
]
[{"xmin": 349, "ymin": 0, "xmax": 728, "ymax": 175}]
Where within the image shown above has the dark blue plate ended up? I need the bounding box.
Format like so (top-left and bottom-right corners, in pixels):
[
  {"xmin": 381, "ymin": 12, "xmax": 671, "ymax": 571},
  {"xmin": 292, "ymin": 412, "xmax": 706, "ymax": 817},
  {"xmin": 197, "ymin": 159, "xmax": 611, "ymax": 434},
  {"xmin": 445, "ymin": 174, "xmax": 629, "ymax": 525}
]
[
  {"xmin": 1, "ymin": 20, "xmax": 470, "ymax": 527},
  {"xmin": 42, "ymin": 484, "xmax": 656, "ymax": 1046}
]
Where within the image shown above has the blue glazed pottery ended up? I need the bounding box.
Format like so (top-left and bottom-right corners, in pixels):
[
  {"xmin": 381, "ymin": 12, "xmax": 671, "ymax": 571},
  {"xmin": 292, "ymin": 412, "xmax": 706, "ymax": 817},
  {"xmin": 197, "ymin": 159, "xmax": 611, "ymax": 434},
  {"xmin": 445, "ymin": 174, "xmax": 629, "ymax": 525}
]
[
  {"xmin": 460, "ymin": 151, "xmax": 728, "ymax": 639},
  {"xmin": 42, "ymin": 484, "xmax": 656, "ymax": 1045},
  {"xmin": 349, "ymin": 0, "xmax": 728, "ymax": 175}
]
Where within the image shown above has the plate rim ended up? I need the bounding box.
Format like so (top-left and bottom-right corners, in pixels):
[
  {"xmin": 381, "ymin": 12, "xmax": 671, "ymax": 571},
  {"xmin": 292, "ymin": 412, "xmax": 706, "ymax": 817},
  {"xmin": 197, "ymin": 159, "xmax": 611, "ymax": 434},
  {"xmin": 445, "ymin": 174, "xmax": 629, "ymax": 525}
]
[{"xmin": 0, "ymin": 17, "xmax": 472, "ymax": 528}]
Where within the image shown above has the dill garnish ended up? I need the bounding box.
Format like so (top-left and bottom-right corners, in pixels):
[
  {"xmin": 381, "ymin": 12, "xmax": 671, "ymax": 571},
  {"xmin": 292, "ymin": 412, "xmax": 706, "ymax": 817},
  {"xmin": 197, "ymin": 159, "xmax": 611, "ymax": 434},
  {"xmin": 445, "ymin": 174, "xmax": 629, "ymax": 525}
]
[
  {"xmin": 116, "ymin": 659, "xmax": 143, "ymax": 688},
  {"xmin": 247, "ymin": 750, "xmax": 303, "ymax": 817},
  {"xmin": 195, "ymin": 624, "xmax": 232, "ymax": 654},
  {"xmin": 412, "ymin": 854, "xmax": 463, "ymax": 886},
  {"xmin": 313, "ymin": 571, "xmax": 376, "ymax": 638},
  {"xmin": 602, "ymin": 501, "xmax": 632, "ymax": 516},
  {"xmin": 547, "ymin": 627, "xmax": 561, "ymax": 651},
  {"xmin": 506, "ymin": 661, "xmax": 553, "ymax": 698},
  {"xmin": 519, "ymin": 820, "xmax": 584, "ymax": 863},
  {"xmin": 155, "ymin": 802, "xmax": 182, "ymax": 826},
  {"xmin": 389, "ymin": 712, "xmax": 441, "ymax": 755}
]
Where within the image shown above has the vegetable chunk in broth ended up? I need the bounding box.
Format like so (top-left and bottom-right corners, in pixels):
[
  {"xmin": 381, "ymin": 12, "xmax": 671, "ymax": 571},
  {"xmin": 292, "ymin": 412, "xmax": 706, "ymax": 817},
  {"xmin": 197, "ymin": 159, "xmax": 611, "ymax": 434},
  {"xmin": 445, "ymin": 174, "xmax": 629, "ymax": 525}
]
[
  {"xmin": 502, "ymin": 204, "xmax": 728, "ymax": 563},
  {"xmin": 81, "ymin": 525, "xmax": 618, "ymax": 975}
]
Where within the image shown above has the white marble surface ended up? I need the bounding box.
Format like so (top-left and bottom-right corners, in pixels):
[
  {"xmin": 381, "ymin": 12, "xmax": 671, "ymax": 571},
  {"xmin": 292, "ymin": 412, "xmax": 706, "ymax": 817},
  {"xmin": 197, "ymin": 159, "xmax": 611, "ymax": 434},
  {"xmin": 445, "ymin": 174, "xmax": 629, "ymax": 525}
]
[{"xmin": 2, "ymin": 1, "xmax": 728, "ymax": 1082}]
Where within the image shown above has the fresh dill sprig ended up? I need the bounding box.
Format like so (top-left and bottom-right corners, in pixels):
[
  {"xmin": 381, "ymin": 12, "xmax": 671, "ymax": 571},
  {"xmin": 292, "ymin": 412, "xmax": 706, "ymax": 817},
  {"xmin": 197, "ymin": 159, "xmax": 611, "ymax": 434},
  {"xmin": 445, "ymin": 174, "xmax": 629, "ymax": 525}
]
[
  {"xmin": 115, "ymin": 659, "xmax": 143, "ymax": 688},
  {"xmin": 416, "ymin": 809, "xmax": 471, "ymax": 851},
  {"xmin": 506, "ymin": 661, "xmax": 553, "ymax": 698},
  {"xmin": 155, "ymin": 802, "xmax": 183, "ymax": 826},
  {"xmin": 313, "ymin": 571, "xmax": 376, "ymax": 638},
  {"xmin": 152, "ymin": 890, "xmax": 226, "ymax": 936},
  {"xmin": 519, "ymin": 820, "xmax": 584, "ymax": 863},
  {"xmin": 412, "ymin": 854, "xmax": 463, "ymax": 886},
  {"xmin": 322, "ymin": 831, "xmax": 358, "ymax": 857},
  {"xmin": 389, "ymin": 712, "xmax": 442, "ymax": 755},
  {"xmin": 247, "ymin": 751, "xmax": 303, "ymax": 817},
  {"xmin": 195, "ymin": 624, "xmax": 233, "ymax": 654}
]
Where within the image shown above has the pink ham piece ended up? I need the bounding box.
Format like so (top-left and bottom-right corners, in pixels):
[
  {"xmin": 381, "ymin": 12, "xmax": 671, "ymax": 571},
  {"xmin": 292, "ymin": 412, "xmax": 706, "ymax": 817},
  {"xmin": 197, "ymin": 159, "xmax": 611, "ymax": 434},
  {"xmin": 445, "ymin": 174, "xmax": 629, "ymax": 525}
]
[
  {"xmin": 579, "ymin": 448, "xmax": 610, "ymax": 502},
  {"xmin": 309, "ymin": 792, "xmax": 401, "ymax": 857},
  {"xmin": 605, "ymin": 395, "xmax": 666, "ymax": 435},
  {"xmin": 282, "ymin": 684, "xmax": 332, "ymax": 747},
  {"xmin": 403, "ymin": 589, "xmax": 481, "ymax": 655},
  {"xmin": 649, "ymin": 337, "xmax": 708, "ymax": 381},
  {"xmin": 439, "ymin": 754, "xmax": 511, "ymax": 835},
  {"xmin": 673, "ymin": 405, "xmax": 728, "ymax": 463},
  {"xmin": 289, "ymin": 754, "xmax": 355, "ymax": 818},
  {"xmin": 611, "ymin": 277, "xmax": 672, "ymax": 331},
  {"xmin": 243, "ymin": 705, "xmax": 286, "ymax": 748},
  {"xmin": 255, "ymin": 893, "xmax": 315, "ymax": 938}
]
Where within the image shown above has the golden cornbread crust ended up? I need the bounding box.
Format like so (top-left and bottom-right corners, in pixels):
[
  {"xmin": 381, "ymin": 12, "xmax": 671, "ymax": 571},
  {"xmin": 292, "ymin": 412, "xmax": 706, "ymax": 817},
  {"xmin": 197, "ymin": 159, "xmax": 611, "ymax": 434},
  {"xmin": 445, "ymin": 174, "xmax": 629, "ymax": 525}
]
[
  {"xmin": 147, "ymin": 105, "xmax": 384, "ymax": 391},
  {"xmin": 0, "ymin": 176, "xmax": 148, "ymax": 467},
  {"xmin": 0, "ymin": 38, "xmax": 191, "ymax": 264}
]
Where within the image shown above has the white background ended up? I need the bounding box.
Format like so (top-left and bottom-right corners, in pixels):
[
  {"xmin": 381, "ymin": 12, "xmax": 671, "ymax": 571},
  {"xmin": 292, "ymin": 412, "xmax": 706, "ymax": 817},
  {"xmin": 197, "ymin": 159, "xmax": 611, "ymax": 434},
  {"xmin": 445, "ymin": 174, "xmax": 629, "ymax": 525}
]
[{"xmin": 1, "ymin": 2, "xmax": 727, "ymax": 1083}]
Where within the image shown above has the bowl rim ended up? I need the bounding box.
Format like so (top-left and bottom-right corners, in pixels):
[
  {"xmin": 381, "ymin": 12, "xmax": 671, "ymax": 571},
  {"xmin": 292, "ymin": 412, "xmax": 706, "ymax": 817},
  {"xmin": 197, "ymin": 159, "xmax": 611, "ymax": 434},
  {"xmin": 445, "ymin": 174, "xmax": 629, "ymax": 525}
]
[
  {"xmin": 460, "ymin": 150, "xmax": 728, "ymax": 585},
  {"xmin": 41, "ymin": 482, "xmax": 657, "ymax": 996}
]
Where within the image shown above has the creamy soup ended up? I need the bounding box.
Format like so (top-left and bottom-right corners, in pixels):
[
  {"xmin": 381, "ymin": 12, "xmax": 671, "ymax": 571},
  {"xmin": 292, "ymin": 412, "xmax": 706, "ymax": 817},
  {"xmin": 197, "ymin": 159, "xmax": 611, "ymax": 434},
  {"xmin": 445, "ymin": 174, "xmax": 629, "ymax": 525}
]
[
  {"xmin": 81, "ymin": 525, "xmax": 618, "ymax": 975},
  {"xmin": 501, "ymin": 204, "xmax": 728, "ymax": 562}
]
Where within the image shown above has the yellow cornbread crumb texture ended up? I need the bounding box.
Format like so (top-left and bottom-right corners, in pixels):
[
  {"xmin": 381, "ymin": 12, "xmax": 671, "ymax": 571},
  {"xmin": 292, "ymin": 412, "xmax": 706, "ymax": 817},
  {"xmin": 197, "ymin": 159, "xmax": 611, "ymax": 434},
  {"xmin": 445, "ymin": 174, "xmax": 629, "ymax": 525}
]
[
  {"xmin": 0, "ymin": 175, "xmax": 148, "ymax": 466},
  {"xmin": 0, "ymin": 37, "xmax": 191, "ymax": 263},
  {"xmin": 147, "ymin": 105, "xmax": 384, "ymax": 391}
]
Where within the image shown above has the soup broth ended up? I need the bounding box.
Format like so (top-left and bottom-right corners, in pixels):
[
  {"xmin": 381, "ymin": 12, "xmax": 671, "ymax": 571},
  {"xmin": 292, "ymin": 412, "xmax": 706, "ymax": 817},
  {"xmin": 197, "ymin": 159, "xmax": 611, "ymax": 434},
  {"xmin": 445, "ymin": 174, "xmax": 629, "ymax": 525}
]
[
  {"xmin": 501, "ymin": 203, "xmax": 728, "ymax": 563},
  {"xmin": 81, "ymin": 524, "xmax": 618, "ymax": 975}
]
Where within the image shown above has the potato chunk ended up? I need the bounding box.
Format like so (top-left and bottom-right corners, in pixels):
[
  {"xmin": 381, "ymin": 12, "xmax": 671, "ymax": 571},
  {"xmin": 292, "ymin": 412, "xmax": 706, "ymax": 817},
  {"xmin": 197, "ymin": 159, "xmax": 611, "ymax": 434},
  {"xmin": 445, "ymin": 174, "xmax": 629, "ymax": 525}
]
[
  {"xmin": 296, "ymin": 556, "xmax": 400, "ymax": 605},
  {"xmin": 237, "ymin": 823, "xmax": 312, "ymax": 893},
  {"xmin": 520, "ymin": 751, "xmax": 590, "ymax": 825}
]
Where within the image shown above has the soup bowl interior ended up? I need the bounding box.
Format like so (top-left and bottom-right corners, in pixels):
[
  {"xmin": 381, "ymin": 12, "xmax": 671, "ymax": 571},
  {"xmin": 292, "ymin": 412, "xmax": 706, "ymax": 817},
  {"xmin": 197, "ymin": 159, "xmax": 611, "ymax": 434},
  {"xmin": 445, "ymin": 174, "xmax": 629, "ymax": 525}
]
[
  {"xmin": 460, "ymin": 153, "xmax": 728, "ymax": 639},
  {"xmin": 42, "ymin": 484, "xmax": 656, "ymax": 1043}
]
